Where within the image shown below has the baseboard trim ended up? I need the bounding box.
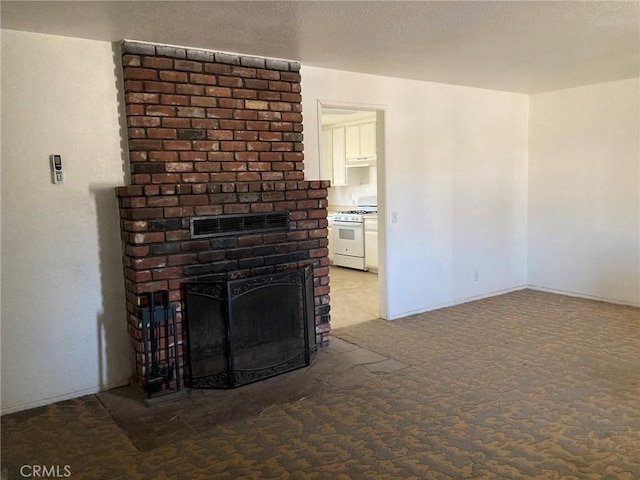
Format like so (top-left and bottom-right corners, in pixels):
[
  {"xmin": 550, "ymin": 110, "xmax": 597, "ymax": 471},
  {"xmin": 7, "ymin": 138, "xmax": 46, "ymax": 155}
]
[
  {"xmin": 386, "ymin": 284, "xmax": 639, "ymax": 321},
  {"xmin": 1, "ymin": 378, "xmax": 130, "ymax": 416},
  {"xmin": 527, "ymin": 285, "xmax": 640, "ymax": 308},
  {"xmin": 386, "ymin": 285, "xmax": 529, "ymax": 320}
]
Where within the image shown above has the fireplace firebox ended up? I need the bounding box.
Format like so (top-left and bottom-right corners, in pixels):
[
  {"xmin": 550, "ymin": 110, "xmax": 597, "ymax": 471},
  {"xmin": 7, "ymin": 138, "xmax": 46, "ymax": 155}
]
[{"xmin": 184, "ymin": 266, "xmax": 316, "ymax": 388}]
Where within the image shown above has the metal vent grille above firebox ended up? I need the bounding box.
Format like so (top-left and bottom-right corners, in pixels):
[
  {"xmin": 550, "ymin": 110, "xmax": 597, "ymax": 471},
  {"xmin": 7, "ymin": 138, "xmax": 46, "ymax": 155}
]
[{"xmin": 190, "ymin": 212, "xmax": 290, "ymax": 239}]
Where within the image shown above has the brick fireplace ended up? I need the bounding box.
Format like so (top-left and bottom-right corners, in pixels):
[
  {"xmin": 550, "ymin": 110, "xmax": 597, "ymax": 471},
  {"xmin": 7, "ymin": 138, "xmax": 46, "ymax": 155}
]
[{"xmin": 115, "ymin": 41, "xmax": 330, "ymax": 392}]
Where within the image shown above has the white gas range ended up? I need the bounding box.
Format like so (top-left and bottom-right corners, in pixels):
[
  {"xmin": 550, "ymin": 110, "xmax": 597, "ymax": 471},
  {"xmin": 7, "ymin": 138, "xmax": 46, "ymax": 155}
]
[{"xmin": 328, "ymin": 196, "xmax": 377, "ymax": 271}]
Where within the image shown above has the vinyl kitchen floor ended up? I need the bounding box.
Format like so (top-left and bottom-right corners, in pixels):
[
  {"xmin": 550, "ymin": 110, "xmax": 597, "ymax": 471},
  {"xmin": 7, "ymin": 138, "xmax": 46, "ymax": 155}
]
[{"xmin": 328, "ymin": 265, "xmax": 380, "ymax": 329}]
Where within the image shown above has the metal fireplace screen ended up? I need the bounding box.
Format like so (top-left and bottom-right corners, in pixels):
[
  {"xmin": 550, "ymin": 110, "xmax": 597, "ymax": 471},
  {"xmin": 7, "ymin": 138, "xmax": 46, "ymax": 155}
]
[{"xmin": 184, "ymin": 266, "xmax": 316, "ymax": 388}]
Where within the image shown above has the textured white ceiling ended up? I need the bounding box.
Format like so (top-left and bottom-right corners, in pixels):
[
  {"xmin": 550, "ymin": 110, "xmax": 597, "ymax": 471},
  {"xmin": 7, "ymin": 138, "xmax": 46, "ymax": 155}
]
[{"xmin": 2, "ymin": 1, "xmax": 638, "ymax": 93}]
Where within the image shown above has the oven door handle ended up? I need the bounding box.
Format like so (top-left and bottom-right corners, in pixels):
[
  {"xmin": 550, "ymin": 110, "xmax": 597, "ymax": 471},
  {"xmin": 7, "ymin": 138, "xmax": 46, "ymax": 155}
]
[{"xmin": 333, "ymin": 221, "xmax": 363, "ymax": 228}]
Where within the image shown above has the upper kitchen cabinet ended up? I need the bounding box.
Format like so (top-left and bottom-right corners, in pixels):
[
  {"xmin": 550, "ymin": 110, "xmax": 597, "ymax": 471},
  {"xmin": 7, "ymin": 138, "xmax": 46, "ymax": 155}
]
[
  {"xmin": 345, "ymin": 125, "xmax": 360, "ymax": 160},
  {"xmin": 321, "ymin": 128, "xmax": 332, "ymax": 183},
  {"xmin": 332, "ymin": 127, "xmax": 347, "ymax": 186},
  {"xmin": 345, "ymin": 121, "xmax": 376, "ymax": 165},
  {"xmin": 360, "ymin": 122, "xmax": 376, "ymax": 157},
  {"xmin": 320, "ymin": 109, "xmax": 377, "ymax": 183},
  {"xmin": 321, "ymin": 126, "xmax": 346, "ymax": 186}
]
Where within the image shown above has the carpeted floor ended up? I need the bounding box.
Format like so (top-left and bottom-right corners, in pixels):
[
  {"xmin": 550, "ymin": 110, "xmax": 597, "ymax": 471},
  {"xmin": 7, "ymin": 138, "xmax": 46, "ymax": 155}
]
[{"xmin": 2, "ymin": 289, "xmax": 639, "ymax": 479}]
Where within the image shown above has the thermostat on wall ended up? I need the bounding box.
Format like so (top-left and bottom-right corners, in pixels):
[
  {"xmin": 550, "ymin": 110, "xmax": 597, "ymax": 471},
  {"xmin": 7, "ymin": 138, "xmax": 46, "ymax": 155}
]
[{"xmin": 50, "ymin": 154, "xmax": 63, "ymax": 184}]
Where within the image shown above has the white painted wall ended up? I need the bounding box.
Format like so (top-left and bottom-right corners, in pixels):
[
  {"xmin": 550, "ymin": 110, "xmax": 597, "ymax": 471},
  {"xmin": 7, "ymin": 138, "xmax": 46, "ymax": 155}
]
[
  {"xmin": 2, "ymin": 29, "xmax": 633, "ymax": 414},
  {"xmin": 1, "ymin": 30, "xmax": 130, "ymax": 414},
  {"xmin": 528, "ymin": 78, "xmax": 640, "ymax": 305},
  {"xmin": 302, "ymin": 67, "xmax": 529, "ymax": 319}
]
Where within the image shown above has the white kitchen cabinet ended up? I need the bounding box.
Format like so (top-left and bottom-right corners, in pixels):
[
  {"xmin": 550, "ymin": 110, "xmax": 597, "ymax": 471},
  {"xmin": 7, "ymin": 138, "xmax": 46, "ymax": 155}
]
[
  {"xmin": 345, "ymin": 121, "xmax": 376, "ymax": 165},
  {"xmin": 322, "ymin": 119, "xmax": 375, "ymax": 184},
  {"xmin": 364, "ymin": 215, "xmax": 378, "ymax": 272},
  {"xmin": 322, "ymin": 127, "xmax": 346, "ymax": 186},
  {"xmin": 321, "ymin": 128, "xmax": 333, "ymax": 182},
  {"xmin": 345, "ymin": 125, "xmax": 360, "ymax": 160},
  {"xmin": 359, "ymin": 122, "xmax": 376, "ymax": 158},
  {"xmin": 331, "ymin": 127, "xmax": 347, "ymax": 186}
]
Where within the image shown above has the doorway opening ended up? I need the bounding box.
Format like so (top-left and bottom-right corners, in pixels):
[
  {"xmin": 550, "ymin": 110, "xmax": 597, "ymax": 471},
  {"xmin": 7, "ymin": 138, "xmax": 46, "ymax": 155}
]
[{"xmin": 318, "ymin": 102, "xmax": 386, "ymax": 328}]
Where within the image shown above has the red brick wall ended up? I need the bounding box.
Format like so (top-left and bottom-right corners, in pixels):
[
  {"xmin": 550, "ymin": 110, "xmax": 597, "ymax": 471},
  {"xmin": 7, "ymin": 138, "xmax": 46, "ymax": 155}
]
[{"xmin": 115, "ymin": 41, "xmax": 330, "ymax": 390}]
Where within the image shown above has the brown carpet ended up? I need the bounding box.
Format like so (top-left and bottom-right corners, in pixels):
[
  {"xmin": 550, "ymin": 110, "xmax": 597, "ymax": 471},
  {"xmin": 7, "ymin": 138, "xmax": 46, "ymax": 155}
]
[{"xmin": 2, "ymin": 289, "xmax": 639, "ymax": 479}]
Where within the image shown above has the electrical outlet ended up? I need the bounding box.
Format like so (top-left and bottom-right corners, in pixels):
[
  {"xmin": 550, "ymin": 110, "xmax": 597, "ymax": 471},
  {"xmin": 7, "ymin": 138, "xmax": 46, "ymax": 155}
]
[
  {"xmin": 391, "ymin": 211, "xmax": 398, "ymax": 223},
  {"xmin": 473, "ymin": 271, "xmax": 479, "ymax": 281}
]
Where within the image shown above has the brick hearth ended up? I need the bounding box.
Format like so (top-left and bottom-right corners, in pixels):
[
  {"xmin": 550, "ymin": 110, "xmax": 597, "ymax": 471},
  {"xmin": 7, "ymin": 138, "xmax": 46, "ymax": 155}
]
[{"xmin": 115, "ymin": 41, "xmax": 330, "ymax": 391}]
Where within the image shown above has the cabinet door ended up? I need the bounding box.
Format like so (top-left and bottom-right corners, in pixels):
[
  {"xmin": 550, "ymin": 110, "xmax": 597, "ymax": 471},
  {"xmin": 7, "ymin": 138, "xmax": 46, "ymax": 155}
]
[
  {"xmin": 321, "ymin": 128, "xmax": 333, "ymax": 182},
  {"xmin": 365, "ymin": 230, "xmax": 378, "ymax": 271},
  {"xmin": 345, "ymin": 124, "xmax": 360, "ymax": 160},
  {"xmin": 359, "ymin": 122, "xmax": 376, "ymax": 157},
  {"xmin": 331, "ymin": 127, "xmax": 346, "ymax": 186},
  {"xmin": 364, "ymin": 217, "xmax": 378, "ymax": 271}
]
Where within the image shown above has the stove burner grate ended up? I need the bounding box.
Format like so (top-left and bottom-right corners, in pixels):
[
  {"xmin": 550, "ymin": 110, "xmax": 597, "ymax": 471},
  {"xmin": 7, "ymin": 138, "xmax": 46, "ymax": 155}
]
[{"xmin": 339, "ymin": 210, "xmax": 377, "ymax": 215}]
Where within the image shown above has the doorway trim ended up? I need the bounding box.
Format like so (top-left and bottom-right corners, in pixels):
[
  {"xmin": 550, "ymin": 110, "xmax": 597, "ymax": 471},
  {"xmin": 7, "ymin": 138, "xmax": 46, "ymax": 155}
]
[{"xmin": 317, "ymin": 99, "xmax": 389, "ymax": 320}]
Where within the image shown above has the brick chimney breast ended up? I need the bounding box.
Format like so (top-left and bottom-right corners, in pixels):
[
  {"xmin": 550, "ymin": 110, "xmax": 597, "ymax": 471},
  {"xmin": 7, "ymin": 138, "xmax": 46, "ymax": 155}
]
[{"xmin": 116, "ymin": 41, "xmax": 330, "ymax": 391}]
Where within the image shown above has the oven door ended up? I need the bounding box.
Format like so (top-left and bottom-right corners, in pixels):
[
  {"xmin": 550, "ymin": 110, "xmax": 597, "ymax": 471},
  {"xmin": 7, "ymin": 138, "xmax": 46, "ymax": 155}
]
[{"xmin": 332, "ymin": 221, "xmax": 364, "ymax": 258}]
